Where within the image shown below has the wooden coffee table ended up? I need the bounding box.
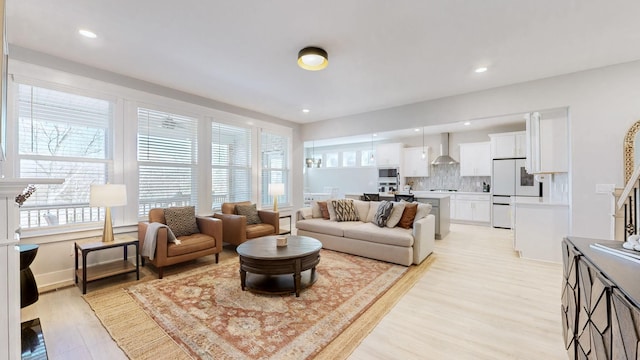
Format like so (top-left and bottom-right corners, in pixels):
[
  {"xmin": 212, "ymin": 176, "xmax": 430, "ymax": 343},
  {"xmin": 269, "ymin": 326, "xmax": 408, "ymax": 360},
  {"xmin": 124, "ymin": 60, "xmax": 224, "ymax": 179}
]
[{"xmin": 236, "ymin": 235, "xmax": 322, "ymax": 297}]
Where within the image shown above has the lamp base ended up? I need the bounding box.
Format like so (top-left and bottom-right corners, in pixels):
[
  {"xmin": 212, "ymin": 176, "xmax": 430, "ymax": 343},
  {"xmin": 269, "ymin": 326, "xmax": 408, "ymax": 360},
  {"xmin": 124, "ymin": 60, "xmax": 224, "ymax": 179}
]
[
  {"xmin": 102, "ymin": 207, "xmax": 115, "ymax": 242},
  {"xmin": 273, "ymin": 197, "xmax": 278, "ymax": 212}
]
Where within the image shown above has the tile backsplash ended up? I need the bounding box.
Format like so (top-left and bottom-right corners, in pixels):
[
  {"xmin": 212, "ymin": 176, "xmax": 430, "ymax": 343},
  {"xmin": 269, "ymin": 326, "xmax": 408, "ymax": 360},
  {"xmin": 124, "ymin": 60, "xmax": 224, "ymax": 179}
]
[{"xmin": 406, "ymin": 164, "xmax": 490, "ymax": 192}]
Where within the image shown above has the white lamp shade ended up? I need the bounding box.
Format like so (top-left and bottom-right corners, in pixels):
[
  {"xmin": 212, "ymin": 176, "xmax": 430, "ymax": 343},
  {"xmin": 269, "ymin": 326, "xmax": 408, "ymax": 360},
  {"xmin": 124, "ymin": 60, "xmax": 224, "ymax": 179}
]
[
  {"xmin": 268, "ymin": 183, "xmax": 285, "ymax": 196},
  {"xmin": 90, "ymin": 184, "xmax": 127, "ymax": 207}
]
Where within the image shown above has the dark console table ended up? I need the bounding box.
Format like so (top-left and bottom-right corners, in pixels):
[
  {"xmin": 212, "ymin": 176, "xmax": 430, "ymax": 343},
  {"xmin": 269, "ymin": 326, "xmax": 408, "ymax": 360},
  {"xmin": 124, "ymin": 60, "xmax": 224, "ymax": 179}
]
[{"xmin": 562, "ymin": 236, "xmax": 640, "ymax": 359}]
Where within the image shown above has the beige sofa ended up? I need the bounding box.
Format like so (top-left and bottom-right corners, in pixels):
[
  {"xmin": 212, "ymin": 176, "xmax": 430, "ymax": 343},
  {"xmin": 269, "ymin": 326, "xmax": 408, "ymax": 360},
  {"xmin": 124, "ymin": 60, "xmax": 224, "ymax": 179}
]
[{"xmin": 295, "ymin": 200, "xmax": 435, "ymax": 266}]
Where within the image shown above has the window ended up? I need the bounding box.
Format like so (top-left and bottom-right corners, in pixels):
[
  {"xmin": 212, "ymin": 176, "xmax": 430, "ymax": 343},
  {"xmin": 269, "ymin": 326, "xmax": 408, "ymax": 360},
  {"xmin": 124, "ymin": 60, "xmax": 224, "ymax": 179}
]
[
  {"xmin": 137, "ymin": 108, "xmax": 198, "ymax": 217},
  {"xmin": 342, "ymin": 151, "xmax": 356, "ymax": 167},
  {"xmin": 211, "ymin": 121, "xmax": 251, "ymax": 209},
  {"xmin": 361, "ymin": 149, "xmax": 376, "ymax": 166},
  {"xmin": 17, "ymin": 84, "xmax": 113, "ymax": 228},
  {"xmin": 325, "ymin": 153, "xmax": 339, "ymax": 167},
  {"xmin": 261, "ymin": 130, "xmax": 289, "ymax": 207}
]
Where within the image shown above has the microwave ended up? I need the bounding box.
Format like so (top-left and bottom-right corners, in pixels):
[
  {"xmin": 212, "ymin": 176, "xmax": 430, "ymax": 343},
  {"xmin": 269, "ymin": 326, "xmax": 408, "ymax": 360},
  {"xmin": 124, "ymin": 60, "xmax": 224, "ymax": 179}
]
[{"xmin": 378, "ymin": 167, "xmax": 399, "ymax": 178}]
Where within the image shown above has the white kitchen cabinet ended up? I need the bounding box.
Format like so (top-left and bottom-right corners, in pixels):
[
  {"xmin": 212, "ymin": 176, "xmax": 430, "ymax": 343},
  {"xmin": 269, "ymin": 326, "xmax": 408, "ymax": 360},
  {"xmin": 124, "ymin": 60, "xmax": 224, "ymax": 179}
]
[
  {"xmin": 489, "ymin": 131, "xmax": 526, "ymax": 159},
  {"xmin": 451, "ymin": 193, "xmax": 491, "ymax": 223},
  {"xmin": 403, "ymin": 147, "xmax": 430, "ymax": 177},
  {"xmin": 375, "ymin": 143, "xmax": 403, "ymax": 167},
  {"xmin": 459, "ymin": 142, "xmax": 491, "ymax": 176},
  {"xmin": 525, "ymin": 111, "xmax": 569, "ymax": 173}
]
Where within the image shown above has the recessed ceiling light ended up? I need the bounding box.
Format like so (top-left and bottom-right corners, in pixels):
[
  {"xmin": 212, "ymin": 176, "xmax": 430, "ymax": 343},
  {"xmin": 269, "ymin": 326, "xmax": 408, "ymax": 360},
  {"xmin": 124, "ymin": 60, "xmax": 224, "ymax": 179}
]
[
  {"xmin": 475, "ymin": 67, "xmax": 488, "ymax": 73},
  {"xmin": 464, "ymin": 121, "xmax": 471, "ymax": 126},
  {"xmin": 414, "ymin": 128, "xmax": 420, "ymax": 132},
  {"xmin": 302, "ymin": 109, "xmax": 310, "ymax": 113},
  {"xmin": 373, "ymin": 133, "xmax": 378, "ymax": 137},
  {"xmin": 79, "ymin": 29, "xmax": 97, "ymax": 38}
]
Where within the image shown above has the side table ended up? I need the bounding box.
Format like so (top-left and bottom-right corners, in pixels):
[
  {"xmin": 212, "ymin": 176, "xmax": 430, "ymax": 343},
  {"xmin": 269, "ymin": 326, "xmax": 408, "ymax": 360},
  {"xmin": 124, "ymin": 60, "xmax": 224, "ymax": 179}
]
[
  {"xmin": 74, "ymin": 235, "xmax": 139, "ymax": 294},
  {"xmin": 279, "ymin": 214, "xmax": 292, "ymax": 235}
]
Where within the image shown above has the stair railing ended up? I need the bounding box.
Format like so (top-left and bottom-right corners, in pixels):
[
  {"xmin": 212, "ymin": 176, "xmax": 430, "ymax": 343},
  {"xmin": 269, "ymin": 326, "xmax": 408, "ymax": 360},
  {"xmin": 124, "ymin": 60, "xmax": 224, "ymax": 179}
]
[{"xmin": 617, "ymin": 164, "xmax": 640, "ymax": 237}]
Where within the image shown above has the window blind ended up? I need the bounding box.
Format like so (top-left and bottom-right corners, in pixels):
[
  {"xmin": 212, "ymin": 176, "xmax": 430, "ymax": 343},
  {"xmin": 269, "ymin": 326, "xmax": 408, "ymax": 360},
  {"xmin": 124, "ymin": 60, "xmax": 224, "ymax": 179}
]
[
  {"xmin": 17, "ymin": 84, "xmax": 112, "ymax": 228},
  {"xmin": 211, "ymin": 122, "xmax": 251, "ymax": 209},
  {"xmin": 137, "ymin": 108, "xmax": 198, "ymax": 216},
  {"xmin": 260, "ymin": 130, "xmax": 289, "ymax": 206}
]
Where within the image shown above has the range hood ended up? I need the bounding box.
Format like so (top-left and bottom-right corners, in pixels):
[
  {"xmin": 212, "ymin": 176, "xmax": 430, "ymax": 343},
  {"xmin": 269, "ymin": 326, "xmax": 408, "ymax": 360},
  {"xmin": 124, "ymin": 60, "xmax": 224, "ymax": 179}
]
[{"xmin": 432, "ymin": 133, "xmax": 458, "ymax": 165}]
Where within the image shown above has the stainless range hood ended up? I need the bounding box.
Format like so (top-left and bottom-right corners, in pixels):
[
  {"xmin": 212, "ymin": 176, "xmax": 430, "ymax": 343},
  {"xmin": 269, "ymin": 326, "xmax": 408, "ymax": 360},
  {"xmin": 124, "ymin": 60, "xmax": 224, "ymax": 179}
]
[{"xmin": 432, "ymin": 133, "xmax": 458, "ymax": 165}]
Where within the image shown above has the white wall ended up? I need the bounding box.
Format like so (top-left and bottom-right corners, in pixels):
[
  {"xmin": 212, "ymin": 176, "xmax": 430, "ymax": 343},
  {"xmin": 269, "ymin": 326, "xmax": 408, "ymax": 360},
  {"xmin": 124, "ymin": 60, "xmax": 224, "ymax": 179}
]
[
  {"xmin": 304, "ymin": 167, "xmax": 378, "ymax": 196},
  {"xmin": 302, "ymin": 60, "xmax": 640, "ymax": 240}
]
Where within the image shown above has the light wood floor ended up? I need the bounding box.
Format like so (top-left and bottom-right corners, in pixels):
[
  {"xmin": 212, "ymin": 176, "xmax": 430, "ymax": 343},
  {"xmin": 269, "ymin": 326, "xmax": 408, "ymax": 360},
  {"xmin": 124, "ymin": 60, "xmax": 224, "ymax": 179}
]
[{"xmin": 22, "ymin": 224, "xmax": 566, "ymax": 360}]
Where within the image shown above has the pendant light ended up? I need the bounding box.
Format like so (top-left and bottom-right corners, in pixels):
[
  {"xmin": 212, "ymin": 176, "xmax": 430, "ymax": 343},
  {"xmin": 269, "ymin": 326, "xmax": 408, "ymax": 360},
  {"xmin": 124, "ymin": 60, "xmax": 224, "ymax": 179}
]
[
  {"xmin": 421, "ymin": 127, "xmax": 426, "ymax": 159},
  {"xmin": 370, "ymin": 134, "xmax": 375, "ymax": 162}
]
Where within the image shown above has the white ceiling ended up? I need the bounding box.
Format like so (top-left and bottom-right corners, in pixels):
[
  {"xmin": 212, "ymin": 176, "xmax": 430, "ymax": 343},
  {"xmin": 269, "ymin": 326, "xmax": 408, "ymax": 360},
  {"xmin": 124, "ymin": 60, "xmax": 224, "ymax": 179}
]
[{"xmin": 7, "ymin": 1, "xmax": 640, "ymax": 124}]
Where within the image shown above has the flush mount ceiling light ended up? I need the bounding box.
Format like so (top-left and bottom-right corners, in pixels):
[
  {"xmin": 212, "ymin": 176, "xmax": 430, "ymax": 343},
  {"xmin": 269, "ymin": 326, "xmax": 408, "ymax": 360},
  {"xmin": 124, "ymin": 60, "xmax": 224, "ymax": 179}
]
[
  {"xmin": 302, "ymin": 108, "xmax": 310, "ymax": 113},
  {"xmin": 474, "ymin": 66, "xmax": 488, "ymax": 73},
  {"xmin": 298, "ymin": 47, "xmax": 328, "ymax": 71}
]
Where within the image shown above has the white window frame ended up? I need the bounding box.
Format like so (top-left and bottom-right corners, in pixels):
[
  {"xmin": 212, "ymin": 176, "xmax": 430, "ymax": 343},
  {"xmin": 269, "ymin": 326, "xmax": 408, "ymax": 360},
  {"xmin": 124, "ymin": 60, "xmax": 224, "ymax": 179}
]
[{"xmin": 10, "ymin": 78, "xmax": 119, "ymax": 231}]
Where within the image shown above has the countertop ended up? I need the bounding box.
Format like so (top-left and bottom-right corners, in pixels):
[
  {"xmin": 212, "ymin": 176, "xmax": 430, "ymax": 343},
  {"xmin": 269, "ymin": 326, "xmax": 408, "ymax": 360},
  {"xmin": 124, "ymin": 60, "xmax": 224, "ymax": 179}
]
[
  {"xmin": 345, "ymin": 192, "xmax": 452, "ymax": 199},
  {"xmin": 512, "ymin": 196, "xmax": 569, "ymax": 206}
]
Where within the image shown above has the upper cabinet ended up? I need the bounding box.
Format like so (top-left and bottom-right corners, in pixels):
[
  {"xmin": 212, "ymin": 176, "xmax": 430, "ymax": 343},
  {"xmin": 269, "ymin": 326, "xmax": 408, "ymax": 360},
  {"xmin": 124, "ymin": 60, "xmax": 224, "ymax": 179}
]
[
  {"xmin": 525, "ymin": 111, "xmax": 569, "ymax": 173},
  {"xmin": 459, "ymin": 142, "xmax": 491, "ymax": 176},
  {"xmin": 375, "ymin": 143, "xmax": 404, "ymax": 167},
  {"xmin": 403, "ymin": 147, "xmax": 430, "ymax": 177},
  {"xmin": 489, "ymin": 131, "xmax": 526, "ymax": 159}
]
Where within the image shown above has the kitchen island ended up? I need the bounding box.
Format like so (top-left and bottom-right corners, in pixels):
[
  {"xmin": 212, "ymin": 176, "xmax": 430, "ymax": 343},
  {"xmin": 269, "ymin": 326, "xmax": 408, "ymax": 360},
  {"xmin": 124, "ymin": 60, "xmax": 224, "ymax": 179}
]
[
  {"xmin": 512, "ymin": 196, "xmax": 569, "ymax": 263},
  {"xmin": 345, "ymin": 192, "xmax": 450, "ymax": 239}
]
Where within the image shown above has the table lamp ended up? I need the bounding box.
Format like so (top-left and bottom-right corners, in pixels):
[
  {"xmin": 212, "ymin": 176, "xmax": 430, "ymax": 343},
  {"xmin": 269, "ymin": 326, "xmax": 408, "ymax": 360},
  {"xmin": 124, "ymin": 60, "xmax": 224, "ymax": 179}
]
[
  {"xmin": 90, "ymin": 184, "xmax": 127, "ymax": 242},
  {"xmin": 268, "ymin": 183, "xmax": 284, "ymax": 212}
]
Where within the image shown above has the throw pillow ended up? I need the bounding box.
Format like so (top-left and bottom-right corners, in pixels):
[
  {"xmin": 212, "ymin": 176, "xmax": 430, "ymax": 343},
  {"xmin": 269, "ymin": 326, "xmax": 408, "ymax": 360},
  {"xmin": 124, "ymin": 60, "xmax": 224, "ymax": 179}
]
[
  {"xmin": 332, "ymin": 199, "xmax": 359, "ymax": 222},
  {"xmin": 373, "ymin": 200, "xmax": 394, "ymax": 227},
  {"xmin": 326, "ymin": 199, "xmax": 338, "ymax": 221},
  {"xmin": 414, "ymin": 202, "xmax": 433, "ymax": 224},
  {"xmin": 300, "ymin": 207, "xmax": 313, "ymax": 220},
  {"xmin": 366, "ymin": 201, "xmax": 382, "ymax": 223},
  {"xmin": 352, "ymin": 199, "xmax": 370, "ymax": 222},
  {"xmin": 386, "ymin": 202, "xmax": 406, "ymax": 228},
  {"xmin": 311, "ymin": 201, "xmax": 322, "ymax": 218},
  {"xmin": 398, "ymin": 202, "xmax": 418, "ymax": 229},
  {"xmin": 317, "ymin": 201, "xmax": 330, "ymax": 220},
  {"xmin": 236, "ymin": 204, "xmax": 262, "ymax": 225},
  {"xmin": 164, "ymin": 206, "xmax": 199, "ymax": 237}
]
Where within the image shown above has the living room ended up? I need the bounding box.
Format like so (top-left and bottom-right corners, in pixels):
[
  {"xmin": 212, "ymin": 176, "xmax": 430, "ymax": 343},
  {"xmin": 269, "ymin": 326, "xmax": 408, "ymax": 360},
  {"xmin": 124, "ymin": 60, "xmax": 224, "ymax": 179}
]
[{"xmin": 4, "ymin": 1, "xmax": 640, "ymax": 359}]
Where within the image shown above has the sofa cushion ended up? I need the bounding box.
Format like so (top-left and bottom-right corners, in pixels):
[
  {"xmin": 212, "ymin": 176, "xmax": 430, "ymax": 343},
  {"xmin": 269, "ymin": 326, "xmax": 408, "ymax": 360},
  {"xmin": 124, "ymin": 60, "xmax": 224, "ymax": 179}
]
[
  {"xmin": 236, "ymin": 204, "xmax": 262, "ymax": 225},
  {"xmin": 246, "ymin": 223, "xmax": 276, "ymax": 239},
  {"xmin": 164, "ymin": 206, "xmax": 199, "ymax": 237},
  {"xmin": 386, "ymin": 202, "xmax": 406, "ymax": 228},
  {"xmin": 332, "ymin": 199, "xmax": 359, "ymax": 222},
  {"xmin": 366, "ymin": 201, "xmax": 381, "ymax": 223},
  {"xmin": 398, "ymin": 202, "xmax": 418, "ymax": 229},
  {"xmin": 352, "ymin": 200, "xmax": 370, "ymax": 221},
  {"xmin": 296, "ymin": 218, "xmax": 361, "ymax": 237},
  {"xmin": 167, "ymin": 233, "xmax": 214, "ymax": 257},
  {"xmin": 317, "ymin": 201, "xmax": 330, "ymax": 219},
  {"xmin": 373, "ymin": 201, "xmax": 394, "ymax": 227},
  {"xmin": 344, "ymin": 222, "xmax": 414, "ymax": 247}
]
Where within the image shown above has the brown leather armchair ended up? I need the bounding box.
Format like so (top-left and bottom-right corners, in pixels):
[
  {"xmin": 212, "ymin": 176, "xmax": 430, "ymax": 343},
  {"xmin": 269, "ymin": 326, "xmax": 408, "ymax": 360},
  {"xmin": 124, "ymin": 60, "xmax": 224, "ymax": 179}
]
[
  {"xmin": 138, "ymin": 208, "xmax": 223, "ymax": 278},
  {"xmin": 213, "ymin": 201, "xmax": 279, "ymax": 245}
]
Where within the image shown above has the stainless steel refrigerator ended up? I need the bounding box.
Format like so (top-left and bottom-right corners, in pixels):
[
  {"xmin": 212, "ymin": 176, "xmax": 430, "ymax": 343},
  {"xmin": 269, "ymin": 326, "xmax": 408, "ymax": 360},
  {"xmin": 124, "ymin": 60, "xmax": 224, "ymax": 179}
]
[{"xmin": 491, "ymin": 158, "xmax": 540, "ymax": 228}]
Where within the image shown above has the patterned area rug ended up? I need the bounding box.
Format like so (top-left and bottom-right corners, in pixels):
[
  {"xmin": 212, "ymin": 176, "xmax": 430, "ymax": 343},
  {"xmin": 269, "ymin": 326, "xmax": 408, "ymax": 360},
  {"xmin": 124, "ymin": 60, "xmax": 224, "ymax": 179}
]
[{"xmin": 84, "ymin": 250, "xmax": 430, "ymax": 360}]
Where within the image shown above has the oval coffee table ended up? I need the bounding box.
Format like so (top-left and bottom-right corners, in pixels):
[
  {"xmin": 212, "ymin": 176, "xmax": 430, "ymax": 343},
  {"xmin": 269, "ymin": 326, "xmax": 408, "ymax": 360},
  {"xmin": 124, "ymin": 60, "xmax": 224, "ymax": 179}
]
[{"xmin": 236, "ymin": 235, "xmax": 322, "ymax": 297}]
